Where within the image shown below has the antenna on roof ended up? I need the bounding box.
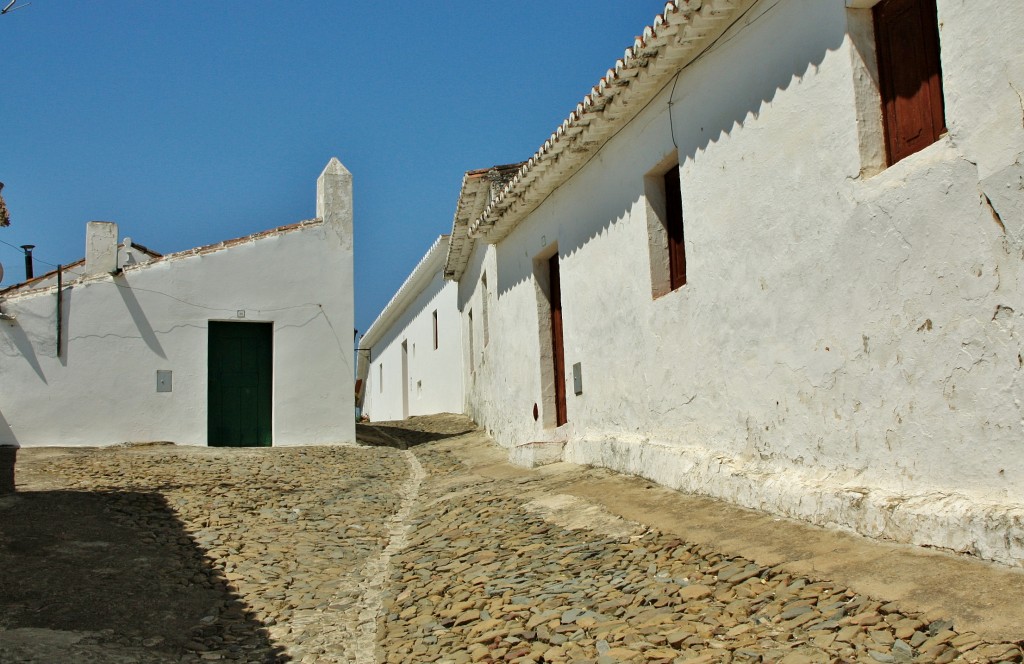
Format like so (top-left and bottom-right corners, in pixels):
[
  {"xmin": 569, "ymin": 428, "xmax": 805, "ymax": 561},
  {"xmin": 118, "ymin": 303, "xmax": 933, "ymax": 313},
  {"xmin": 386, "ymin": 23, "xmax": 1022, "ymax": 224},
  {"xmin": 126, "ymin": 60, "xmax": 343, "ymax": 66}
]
[{"xmin": 1, "ymin": 0, "xmax": 32, "ymax": 15}]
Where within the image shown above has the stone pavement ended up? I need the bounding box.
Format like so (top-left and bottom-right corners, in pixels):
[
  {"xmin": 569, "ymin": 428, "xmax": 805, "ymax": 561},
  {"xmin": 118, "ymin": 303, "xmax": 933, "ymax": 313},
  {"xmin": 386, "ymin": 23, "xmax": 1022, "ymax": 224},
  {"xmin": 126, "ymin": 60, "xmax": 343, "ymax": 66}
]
[{"xmin": 2, "ymin": 414, "xmax": 1023, "ymax": 663}]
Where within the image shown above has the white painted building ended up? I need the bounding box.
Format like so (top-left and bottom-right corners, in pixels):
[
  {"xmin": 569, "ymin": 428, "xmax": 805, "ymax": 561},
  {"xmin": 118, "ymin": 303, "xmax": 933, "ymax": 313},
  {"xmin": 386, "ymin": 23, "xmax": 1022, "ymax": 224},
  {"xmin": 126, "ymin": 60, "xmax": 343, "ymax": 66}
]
[
  {"xmin": 357, "ymin": 234, "xmax": 463, "ymax": 422},
  {"xmin": 0, "ymin": 158, "xmax": 355, "ymax": 447},
  {"xmin": 432, "ymin": 0, "xmax": 1024, "ymax": 565}
]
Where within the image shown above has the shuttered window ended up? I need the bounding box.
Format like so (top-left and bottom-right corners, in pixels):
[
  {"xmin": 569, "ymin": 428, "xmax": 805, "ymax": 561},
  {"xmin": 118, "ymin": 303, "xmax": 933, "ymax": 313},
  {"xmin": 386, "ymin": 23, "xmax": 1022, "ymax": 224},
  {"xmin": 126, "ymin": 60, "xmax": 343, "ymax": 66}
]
[
  {"xmin": 664, "ymin": 166, "xmax": 686, "ymax": 291},
  {"xmin": 873, "ymin": 0, "xmax": 946, "ymax": 165}
]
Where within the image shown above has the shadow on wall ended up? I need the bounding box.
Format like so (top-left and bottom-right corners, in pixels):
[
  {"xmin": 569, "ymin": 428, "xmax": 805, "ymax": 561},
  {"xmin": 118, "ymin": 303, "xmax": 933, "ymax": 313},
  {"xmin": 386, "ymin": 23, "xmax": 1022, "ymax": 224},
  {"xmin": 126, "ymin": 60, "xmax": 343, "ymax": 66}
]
[
  {"xmin": 494, "ymin": 0, "xmax": 847, "ymax": 296},
  {"xmin": 116, "ymin": 275, "xmax": 167, "ymax": 359},
  {"xmin": 0, "ymin": 490, "xmax": 287, "ymax": 661},
  {"xmin": 4, "ymin": 319, "xmax": 47, "ymax": 384}
]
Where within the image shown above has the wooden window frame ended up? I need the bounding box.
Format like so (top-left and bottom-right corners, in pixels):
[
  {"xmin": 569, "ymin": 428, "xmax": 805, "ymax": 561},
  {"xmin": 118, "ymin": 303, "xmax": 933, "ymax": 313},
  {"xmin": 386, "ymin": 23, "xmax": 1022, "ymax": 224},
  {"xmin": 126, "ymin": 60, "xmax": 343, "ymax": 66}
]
[
  {"xmin": 664, "ymin": 166, "xmax": 687, "ymax": 291},
  {"xmin": 645, "ymin": 157, "xmax": 687, "ymax": 298}
]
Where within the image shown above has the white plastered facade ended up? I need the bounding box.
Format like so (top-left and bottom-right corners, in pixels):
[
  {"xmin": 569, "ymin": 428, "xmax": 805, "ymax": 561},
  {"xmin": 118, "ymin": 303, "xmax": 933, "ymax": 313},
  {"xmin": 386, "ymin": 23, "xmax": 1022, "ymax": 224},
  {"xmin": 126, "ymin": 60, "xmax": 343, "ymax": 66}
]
[
  {"xmin": 452, "ymin": 0, "xmax": 1024, "ymax": 565},
  {"xmin": 0, "ymin": 159, "xmax": 355, "ymax": 447},
  {"xmin": 358, "ymin": 236, "xmax": 463, "ymax": 422}
]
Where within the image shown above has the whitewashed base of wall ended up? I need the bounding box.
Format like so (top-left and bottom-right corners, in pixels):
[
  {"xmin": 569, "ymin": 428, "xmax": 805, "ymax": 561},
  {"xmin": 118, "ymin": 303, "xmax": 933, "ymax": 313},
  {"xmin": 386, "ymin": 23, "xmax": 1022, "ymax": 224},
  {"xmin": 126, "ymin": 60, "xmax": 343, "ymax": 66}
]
[
  {"xmin": 509, "ymin": 441, "xmax": 567, "ymax": 469},
  {"xmin": 545, "ymin": 438, "xmax": 1024, "ymax": 568}
]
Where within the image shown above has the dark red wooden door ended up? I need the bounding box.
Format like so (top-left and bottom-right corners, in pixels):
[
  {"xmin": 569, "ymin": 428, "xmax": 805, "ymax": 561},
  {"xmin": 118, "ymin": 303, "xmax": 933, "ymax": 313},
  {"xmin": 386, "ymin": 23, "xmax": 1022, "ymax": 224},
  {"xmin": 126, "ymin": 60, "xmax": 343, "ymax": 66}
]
[
  {"xmin": 874, "ymin": 0, "xmax": 945, "ymax": 164},
  {"xmin": 549, "ymin": 253, "xmax": 567, "ymax": 427}
]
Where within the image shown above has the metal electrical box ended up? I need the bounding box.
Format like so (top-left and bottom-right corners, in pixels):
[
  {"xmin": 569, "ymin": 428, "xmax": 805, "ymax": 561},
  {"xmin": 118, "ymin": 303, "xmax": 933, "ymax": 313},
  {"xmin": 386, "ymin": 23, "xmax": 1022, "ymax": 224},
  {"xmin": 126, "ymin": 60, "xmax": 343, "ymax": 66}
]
[
  {"xmin": 572, "ymin": 362, "xmax": 583, "ymax": 395},
  {"xmin": 156, "ymin": 370, "xmax": 172, "ymax": 393}
]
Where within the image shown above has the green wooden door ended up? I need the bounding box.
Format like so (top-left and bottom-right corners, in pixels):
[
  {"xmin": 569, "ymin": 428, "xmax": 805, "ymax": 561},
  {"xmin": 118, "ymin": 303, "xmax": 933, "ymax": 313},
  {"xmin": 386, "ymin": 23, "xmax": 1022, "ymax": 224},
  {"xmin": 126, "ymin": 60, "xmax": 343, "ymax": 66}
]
[{"xmin": 208, "ymin": 322, "xmax": 273, "ymax": 447}]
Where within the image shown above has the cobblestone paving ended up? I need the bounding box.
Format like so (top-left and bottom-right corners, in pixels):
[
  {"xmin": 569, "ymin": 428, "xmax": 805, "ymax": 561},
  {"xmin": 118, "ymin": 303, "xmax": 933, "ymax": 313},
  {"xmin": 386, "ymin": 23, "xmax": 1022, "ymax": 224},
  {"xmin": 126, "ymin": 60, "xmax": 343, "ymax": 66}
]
[
  {"xmin": 3, "ymin": 418, "xmax": 1024, "ymax": 663},
  {"xmin": 379, "ymin": 443, "xmax": 1024, "ymax": 664},
  {"xmin": 3, "ymin": 444, "xmax": 409, "ymax": 663}
]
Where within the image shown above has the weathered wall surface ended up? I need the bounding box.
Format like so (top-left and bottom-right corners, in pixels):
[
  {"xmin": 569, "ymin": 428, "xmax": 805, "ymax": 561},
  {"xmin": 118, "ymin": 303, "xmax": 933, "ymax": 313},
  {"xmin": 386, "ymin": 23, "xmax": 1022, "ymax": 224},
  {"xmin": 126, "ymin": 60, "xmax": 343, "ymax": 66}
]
[
  {"xmin": 0, "ymin": 161, "xmax": 355, "ymax": 447},
  {"xmin": 462, "ymin": 0, "xmax": 1024, "ymax": 564},
  {"xmin": 362, "ymin": 269, "xmax": 463, "ymax": 422}
]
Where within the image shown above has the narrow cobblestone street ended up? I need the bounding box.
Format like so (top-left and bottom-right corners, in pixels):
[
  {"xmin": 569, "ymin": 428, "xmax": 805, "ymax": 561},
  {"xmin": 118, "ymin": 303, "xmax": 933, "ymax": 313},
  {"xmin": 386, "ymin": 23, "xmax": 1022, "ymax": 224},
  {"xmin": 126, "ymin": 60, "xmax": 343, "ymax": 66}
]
[{"xmin": 2, "ymin": 415, "xmax": 1023, "ymax": 663}]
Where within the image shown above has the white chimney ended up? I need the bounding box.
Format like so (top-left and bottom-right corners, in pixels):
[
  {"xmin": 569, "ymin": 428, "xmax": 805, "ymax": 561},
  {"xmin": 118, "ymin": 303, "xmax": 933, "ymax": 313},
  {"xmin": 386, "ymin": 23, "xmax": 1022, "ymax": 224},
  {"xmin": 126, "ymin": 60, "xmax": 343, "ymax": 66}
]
[
  {"xmin": 317, "ymin": 157, "xmax": 353, "ymax": 250},
  {"xmin": 85, "ymin": 221, "xmax": 119, "ymax": 276}
]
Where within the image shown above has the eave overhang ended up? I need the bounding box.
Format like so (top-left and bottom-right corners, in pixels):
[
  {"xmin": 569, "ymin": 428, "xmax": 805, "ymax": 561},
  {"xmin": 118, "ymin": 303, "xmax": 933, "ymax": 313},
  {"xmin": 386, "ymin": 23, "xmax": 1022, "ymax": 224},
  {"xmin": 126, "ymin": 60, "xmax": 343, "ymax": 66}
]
[{"xmin": 466, "ymin": 0, "xmax": 751, "ymax": 248}]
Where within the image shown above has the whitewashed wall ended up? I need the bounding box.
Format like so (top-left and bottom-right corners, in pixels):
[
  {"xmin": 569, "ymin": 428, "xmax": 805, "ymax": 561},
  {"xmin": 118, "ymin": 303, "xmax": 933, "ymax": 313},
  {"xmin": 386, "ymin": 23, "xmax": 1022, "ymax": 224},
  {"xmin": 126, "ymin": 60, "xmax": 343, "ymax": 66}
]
[
  {"xmin": 362, "ymin": 268, "xmax": 463, "ymax": 423},
  {"xmin": 0, "ymin": 161, "xmax": 355, "ymax": 447},
  {"xmin": 463, "ymin": 0, "xmax": 1024, "ymax": 564}
]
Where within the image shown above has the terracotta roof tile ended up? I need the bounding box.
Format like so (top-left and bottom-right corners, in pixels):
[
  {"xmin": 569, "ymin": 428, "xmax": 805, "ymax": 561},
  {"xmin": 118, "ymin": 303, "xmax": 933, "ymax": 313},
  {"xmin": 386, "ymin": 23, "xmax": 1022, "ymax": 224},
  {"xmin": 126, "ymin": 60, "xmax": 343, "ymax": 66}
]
[
  {"xmin": 444, "ymin": 163, "xmax": 523, "ymax": 280},
  {"xmin": 462, "ymin": 0, "xmax": 750, "ymax": 250},
  {"xmin": 0, "ymin": 242, "xmax": 162, "ymax": 296},
  {"xmin": 1, "ymin": 219, "xmax": 319, "ymax": 296},
  {"xmin": 123, "ymin": 219, "xmax": 320, "ymax": 271}
]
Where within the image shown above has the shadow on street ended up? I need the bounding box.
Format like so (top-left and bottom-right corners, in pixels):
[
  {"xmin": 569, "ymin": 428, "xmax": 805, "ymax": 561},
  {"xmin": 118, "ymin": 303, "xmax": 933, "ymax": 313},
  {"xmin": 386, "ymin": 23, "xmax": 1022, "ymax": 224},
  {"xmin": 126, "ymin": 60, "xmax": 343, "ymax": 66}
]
[
  {"xmin": 0, "ymin": 489, "xmax": 288, "ymax": 662},
  {"xmin": 356, "ymin": 413, "xmax": 477, "ymax": 450}
]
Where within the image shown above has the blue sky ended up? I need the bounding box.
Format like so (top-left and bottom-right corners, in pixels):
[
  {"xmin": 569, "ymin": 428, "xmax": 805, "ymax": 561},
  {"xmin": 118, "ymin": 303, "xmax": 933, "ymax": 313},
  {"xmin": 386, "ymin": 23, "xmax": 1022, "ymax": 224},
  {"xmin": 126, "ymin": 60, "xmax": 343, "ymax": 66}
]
[{"xmin": 1, "ymin": 1, "xmax": 661, "ymax": 336}]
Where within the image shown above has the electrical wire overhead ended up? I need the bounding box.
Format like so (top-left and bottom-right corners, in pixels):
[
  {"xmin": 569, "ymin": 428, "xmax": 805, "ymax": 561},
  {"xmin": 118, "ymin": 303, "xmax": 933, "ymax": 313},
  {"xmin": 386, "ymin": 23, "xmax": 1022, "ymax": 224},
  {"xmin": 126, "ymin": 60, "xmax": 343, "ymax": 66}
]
[{"xmin": 1, "ymin": 0, "xmax": 32, "ymax": 15}]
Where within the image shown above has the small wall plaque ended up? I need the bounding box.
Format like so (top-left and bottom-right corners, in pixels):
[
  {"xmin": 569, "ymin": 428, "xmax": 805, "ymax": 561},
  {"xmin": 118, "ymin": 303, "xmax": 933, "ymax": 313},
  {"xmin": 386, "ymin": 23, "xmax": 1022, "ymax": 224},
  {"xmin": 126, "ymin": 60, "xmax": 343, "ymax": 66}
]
[
  {"xmin": 572, "ymin": 362, "xmax": 583, "ymax": 395},
  {"xmin": 156, "ymin": 370, "xmax": 172, "ymax": 393}
]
